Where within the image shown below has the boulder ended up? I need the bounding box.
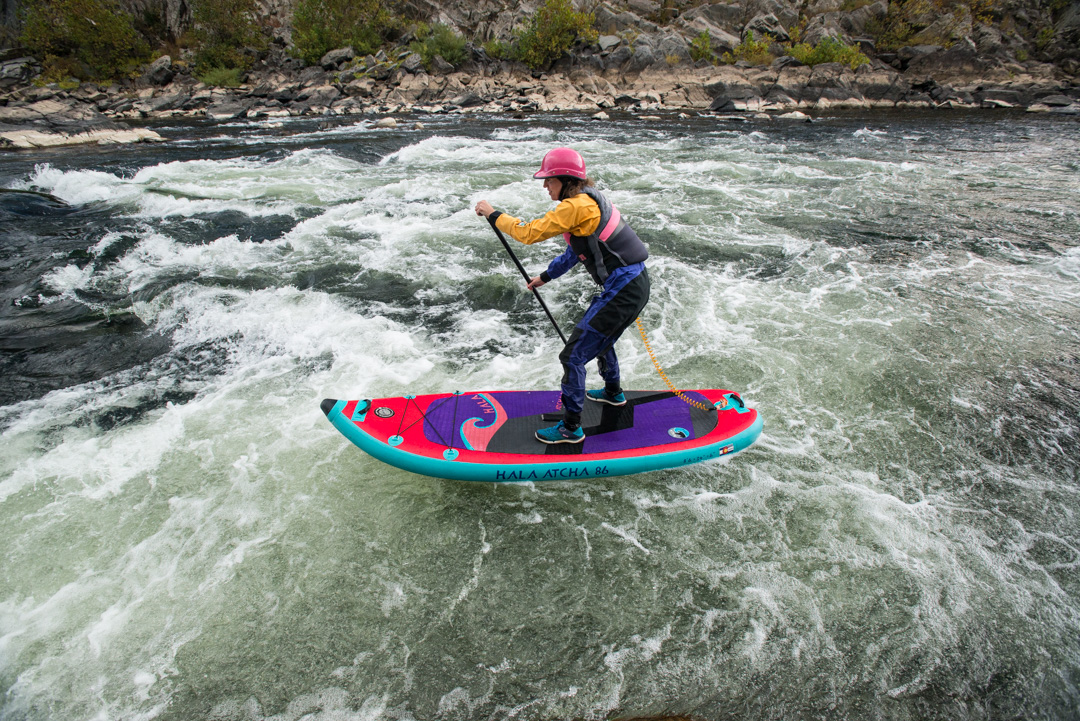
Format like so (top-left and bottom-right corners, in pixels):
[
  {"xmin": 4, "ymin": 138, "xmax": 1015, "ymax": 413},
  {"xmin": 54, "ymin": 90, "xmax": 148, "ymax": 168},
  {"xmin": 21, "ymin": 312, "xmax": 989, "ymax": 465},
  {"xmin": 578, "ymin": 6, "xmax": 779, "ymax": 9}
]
[
  {"xmin": 297, "ymin": 84, "xmax": 341, "ymax": 106},
  {"xmin": 375, "ymin": 117, "xmax": 397, "ymax": 128},
  {"xmin": 402, "ymin": 53, "xmax": 424, "ymax": 73},
  {"xmin": 320, "ymin": 47, "xmax": 356, "ymax": 70},
  {"xmin": 844, "ymin": 1, "xmax": 888, "ymax": 37},
  {"xmin": 0, "ymin": 57, "xmax": 40, "ymax": 89},
  {"xmin": 680, "ymin": 3, "xmax": 744, "ymax": 31},
  {"xmin": 598, "ymin": 35, "xmax": 622, "ymax": 52},
  {"xmin": 745, "ymin": 12, "xmax": 790, "ymax": 42},
  {"xmin": 709, "ymin": 95, "xmax": 738, "ymax": 112},
  {"xmin": 142, "ymin": 55, "xmax": 174, "ymax": 86},
  {"xmin": 1037, "ymin": 94, "xmax": 1076, "ymax": 106},
  {"xmin": 745, "ymin": 0, "xmax": 799, "ymax": 31},
  {"xmin": 678, "ymin": 17, "xmax": 740, "ymax": 56},
  {"xmin": 432, "ymin": 55, "xmax": 456, "ymax": 74},
  {"xmin": 905, "ymin": 41, "xmax": 985, "ymax": 77},
  {"xmin": 143, "ymin": 92, "xmax": 186, "ymax": 113},
  {"xmin": 801, "ymin": 13, "xmax": 844, "ymax": 46},
  {"xmin": 345, "ymin": 78, "xmax": 377, "ymax": 97},
  {"xmin": 205, "ymin": 102, "xmax": 249, "ymax": 121},
  {"xmin": 0, "ymin": 127, "xmax": 163, "ymax": 150},
  {"xmin": 450, "ymin": 92, "xmax": 485, "ymax": 107},
  {"xmin": 896, "ymin": 45, "xmax": 943, "ymax": 71},
  {"xmin": 626, "ymin": 0, "xmax": 660, "ymax": 16}
]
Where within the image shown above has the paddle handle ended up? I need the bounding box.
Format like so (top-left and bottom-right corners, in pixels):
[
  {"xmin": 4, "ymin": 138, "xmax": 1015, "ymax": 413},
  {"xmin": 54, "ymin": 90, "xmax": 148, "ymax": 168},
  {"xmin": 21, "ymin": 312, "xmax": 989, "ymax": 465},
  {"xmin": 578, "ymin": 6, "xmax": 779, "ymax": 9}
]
[{"xmin": 486, "ymin": 215, "xmax": 568, "ymax": 345}]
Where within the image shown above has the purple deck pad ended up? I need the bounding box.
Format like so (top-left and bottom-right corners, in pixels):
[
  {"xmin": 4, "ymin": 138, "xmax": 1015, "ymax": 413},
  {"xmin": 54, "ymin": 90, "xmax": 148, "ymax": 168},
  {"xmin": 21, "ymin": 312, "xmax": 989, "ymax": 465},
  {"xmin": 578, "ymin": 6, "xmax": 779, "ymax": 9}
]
[{"xmin": 422, "ymin": 390, "xmax": 706, "ymax": 454}]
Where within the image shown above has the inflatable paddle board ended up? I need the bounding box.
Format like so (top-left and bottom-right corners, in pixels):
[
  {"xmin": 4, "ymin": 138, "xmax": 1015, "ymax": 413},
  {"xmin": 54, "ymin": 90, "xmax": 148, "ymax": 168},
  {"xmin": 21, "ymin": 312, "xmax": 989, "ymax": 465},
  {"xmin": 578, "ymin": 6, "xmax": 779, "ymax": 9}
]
[{"xmin": 321, "ymin": 389, "xmax": 761, "ymax": 482}]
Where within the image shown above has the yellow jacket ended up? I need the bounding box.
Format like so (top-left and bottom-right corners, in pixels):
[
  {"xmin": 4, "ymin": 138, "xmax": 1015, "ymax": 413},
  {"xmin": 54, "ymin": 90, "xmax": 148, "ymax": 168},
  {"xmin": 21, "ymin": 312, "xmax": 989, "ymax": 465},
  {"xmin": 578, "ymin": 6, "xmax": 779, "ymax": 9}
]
[{"xmin": 494, "ymin": 194, "xmax": 601, "ymax": 245}]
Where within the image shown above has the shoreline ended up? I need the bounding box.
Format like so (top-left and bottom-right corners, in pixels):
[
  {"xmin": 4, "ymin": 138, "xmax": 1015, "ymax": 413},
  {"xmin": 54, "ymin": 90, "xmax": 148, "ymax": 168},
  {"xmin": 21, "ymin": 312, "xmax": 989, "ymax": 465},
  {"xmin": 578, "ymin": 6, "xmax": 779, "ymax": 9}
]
[{"xmin": 2, "ymin": 57, "xmax": 1078, "ymax": 150}]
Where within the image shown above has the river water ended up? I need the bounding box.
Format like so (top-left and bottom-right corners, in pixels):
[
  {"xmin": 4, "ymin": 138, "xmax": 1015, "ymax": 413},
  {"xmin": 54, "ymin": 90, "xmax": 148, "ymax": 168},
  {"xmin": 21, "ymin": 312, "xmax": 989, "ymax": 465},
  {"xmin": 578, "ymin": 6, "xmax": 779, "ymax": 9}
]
[{"xmin": 1, "ymin": 110, "xmax": 1078, "ymax": 721}]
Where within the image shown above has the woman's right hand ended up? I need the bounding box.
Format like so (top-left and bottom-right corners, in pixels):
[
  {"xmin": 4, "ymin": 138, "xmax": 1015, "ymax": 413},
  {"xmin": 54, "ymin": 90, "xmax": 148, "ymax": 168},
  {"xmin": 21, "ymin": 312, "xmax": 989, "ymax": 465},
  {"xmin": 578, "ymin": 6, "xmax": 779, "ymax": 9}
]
[{"xmin": 527, "ymin": 276, "xmax": 545, "ymax": 290}]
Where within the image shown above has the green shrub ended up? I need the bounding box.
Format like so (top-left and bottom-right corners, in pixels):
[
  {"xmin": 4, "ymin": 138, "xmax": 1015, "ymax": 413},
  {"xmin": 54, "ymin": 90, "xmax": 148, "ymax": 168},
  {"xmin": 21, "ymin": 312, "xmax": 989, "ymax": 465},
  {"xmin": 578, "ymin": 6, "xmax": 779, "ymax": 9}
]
[
  {"xmin": 410, "ymin": 23, "xmax": 467, "ymax": 69},
  {"xmin": 197, "ymin": 66, "xmax": 244, "ymax": 86},
  {"xmin": 19, "ymin": 0, "xmax": 148, "ymax": 81},
  {"xmin": 787, "ymin": 35, "xmax": 870, "ymax": 69},
  {"xmin": 1035, "ymin": 27, "xmax": 1054, "ymax": 50},
  {"xmin": 192, "ymin": 0, "xmax": 266, "ymax": 71},
  {"xmin": 721, "ymin": 30, "xmax": 773, "ymax": 65},
  {"xmin": 483, "ymin": 38, "xmax": 512, "ymax": 60},
  {"xmin": 512, "ymin": 0, "xmax": 598, "ymax": 70},
  {"xmin": 291, "ymin": 0, "xmax": 401, "ymax": 65},
  {"xmin": 689, "ymin": 30, "xmax": 714, "ymax": 63}
]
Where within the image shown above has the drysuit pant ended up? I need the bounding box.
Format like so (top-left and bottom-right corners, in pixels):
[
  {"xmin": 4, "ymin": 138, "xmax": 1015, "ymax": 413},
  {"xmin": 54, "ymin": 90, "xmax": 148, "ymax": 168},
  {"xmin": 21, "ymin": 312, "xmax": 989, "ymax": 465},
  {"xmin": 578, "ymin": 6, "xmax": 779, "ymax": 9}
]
[{"xmin": 559, "ymin": 266, "xmax": 650, "ymax": 427}]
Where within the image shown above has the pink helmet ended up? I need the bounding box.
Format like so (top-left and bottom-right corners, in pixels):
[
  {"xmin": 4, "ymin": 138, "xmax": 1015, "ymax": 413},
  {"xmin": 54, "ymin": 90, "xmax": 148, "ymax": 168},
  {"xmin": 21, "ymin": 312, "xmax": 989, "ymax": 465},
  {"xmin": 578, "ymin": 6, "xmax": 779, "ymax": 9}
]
[{"xmin": 533, "ymin": 147, "xmax": 587, "ymax": 180}]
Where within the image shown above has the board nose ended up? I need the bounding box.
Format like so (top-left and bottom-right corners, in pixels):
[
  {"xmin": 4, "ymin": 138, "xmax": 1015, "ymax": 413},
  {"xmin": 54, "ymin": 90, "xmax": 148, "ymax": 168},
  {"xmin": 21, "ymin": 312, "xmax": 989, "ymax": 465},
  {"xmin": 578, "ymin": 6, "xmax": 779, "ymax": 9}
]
[{"xmin": 320, "ymin": 398, "xmax": 338, "ymax": 417}]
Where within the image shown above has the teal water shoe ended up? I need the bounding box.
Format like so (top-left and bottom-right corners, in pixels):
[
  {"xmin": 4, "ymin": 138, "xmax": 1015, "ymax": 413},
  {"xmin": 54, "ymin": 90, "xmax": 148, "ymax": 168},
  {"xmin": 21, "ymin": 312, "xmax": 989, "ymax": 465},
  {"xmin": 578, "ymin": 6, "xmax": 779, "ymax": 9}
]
[
  {"xmin": 535, "ymin": 421, "xmax": 585, "ymax": 444},
  {"xmin": 586, "ymin": 388, "xmax": 627, "ymax": 406}
]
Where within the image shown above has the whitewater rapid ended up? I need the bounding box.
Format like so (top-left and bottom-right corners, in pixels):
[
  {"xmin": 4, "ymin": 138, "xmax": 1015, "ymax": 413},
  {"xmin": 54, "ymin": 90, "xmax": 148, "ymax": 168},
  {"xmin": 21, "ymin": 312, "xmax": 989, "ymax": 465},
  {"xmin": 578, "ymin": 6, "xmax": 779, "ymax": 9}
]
[{"xmin": 1, "ymin": 111, "xmax": 1078, "ymax": 720}]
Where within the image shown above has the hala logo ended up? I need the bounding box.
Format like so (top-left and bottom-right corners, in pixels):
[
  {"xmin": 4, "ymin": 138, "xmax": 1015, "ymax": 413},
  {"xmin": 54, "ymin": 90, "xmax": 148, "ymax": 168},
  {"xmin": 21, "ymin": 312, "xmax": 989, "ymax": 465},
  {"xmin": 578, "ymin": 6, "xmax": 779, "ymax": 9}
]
[{"xmin": 374, "ymin": 407, "xmax": 395, "ymax": 418}]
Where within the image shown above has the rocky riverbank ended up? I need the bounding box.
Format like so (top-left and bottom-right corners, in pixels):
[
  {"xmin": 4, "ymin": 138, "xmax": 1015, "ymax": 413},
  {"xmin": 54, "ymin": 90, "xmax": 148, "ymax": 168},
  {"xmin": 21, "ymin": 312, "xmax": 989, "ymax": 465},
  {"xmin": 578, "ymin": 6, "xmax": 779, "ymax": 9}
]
[{"xmin": 2, "ymin": 0, "xmax": 1079, "ymax": 149}]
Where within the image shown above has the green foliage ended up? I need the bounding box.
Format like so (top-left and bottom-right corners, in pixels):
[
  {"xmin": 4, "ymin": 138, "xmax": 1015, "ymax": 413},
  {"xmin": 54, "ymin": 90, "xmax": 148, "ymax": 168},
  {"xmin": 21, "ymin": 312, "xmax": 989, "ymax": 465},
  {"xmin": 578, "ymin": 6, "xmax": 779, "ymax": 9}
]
[
  {"xmin": 19, "ymin": 0, "xmax": 148, "ymax": 81},
  {"xmin": 721, "ymin": 30, "xmax": 773, "ymax": 65},
  {"xmin": 689, "ymin": 31, "xmax": 714, "ymax": 63},
  {"xmin": 196, "ymin": 66, "xmax": 244, "ymax": 86},
  {"xmin": 787, "ymin": 35, "xmax": 870, "ymax": 69},
  {"xmin": 512, "ymin": 0, "xmax": 598, "ymax": 70},
  {"xmin": 409, "ymin": 23, "xmax": 467, "ymax": 69},
  {"xmin": 1035, "ymin": 27, "xmax": 1054, "ymax": 50},
  {"xmin": 193, "ymin": 0, "xmax": 266, "ymax": 71},
  {"xmin": 865, "ymin": 9, "xmax": 913, "ymax": 51},
  {"xmin": 291, "ymin": 0, "xmax": 400, "ymax": 65},
  {"xmin": 483, "ymin": 38, "xmax": 512, "ymax": 61}
]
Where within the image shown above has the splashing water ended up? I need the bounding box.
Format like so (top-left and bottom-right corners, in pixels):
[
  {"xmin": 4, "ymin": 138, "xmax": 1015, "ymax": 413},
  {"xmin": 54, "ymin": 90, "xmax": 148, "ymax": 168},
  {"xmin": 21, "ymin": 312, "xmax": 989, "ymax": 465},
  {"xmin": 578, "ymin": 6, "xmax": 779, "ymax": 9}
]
[{"xmin": 1, "ymin": 112, "xmax": 1078, "ymax": 721}]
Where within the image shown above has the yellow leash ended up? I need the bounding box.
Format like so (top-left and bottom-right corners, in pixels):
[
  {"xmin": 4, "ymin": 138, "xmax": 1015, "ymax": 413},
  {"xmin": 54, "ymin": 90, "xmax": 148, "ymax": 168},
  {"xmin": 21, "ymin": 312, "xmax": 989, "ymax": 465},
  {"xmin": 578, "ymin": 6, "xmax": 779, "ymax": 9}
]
[{"xmin": 635, "ymin": 317, "xmax": 715, "ymax": 412}]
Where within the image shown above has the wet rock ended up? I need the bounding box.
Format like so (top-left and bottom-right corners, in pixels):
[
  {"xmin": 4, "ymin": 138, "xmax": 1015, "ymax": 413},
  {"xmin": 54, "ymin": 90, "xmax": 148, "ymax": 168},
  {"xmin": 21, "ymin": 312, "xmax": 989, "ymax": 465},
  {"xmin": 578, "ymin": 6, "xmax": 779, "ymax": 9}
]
[
  {"xmin": 709, "ymin": 95, "xmax": 738, "ymax": 112},
  {"xmin": 777, "ymin": 110, "xmax": 811, "ymax": 120},
  {"xmin": 1038, "ymin": 94, "xmax": 1077, "ymax": 106},
  {"xmin": 0, "ymin": 127, "xmax": 163, "ymax": 150},
  {"xmin": 205, "ymin": 102, "xmax": 249, "ymax": 121},
  {"xmin": 375, "ymin": 116, "xmax": 397, "ymax": 128}
]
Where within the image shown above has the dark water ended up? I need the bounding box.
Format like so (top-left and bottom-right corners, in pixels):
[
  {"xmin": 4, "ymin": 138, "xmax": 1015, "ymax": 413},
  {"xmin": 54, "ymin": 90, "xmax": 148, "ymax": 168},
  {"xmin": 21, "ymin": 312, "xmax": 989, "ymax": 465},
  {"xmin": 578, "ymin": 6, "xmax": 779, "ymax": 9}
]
[{"xmin": 0, "ymin": 110, "xmax": 1078, "ymax": 721}]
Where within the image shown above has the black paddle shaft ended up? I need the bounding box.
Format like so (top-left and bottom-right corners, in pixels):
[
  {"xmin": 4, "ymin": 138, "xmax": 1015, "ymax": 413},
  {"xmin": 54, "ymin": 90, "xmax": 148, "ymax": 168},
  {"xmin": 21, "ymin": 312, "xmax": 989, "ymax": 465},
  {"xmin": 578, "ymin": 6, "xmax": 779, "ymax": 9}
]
[{"xmin": 486, "ymin": 215, "xmax": 568, "ymax": 345}]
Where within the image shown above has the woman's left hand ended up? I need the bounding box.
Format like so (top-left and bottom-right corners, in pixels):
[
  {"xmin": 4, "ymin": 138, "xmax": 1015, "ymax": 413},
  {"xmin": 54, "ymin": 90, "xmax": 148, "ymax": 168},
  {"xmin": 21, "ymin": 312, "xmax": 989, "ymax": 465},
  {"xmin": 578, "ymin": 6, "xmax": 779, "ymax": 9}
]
[{"xmin": 474, "ymin": 200, "xmax": 494, "ymax": 217}]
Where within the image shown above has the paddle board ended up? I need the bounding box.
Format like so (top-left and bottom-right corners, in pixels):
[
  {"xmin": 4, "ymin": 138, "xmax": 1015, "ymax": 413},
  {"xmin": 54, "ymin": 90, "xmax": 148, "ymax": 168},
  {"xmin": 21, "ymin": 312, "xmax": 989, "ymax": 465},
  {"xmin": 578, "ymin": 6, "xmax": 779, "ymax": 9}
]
[{"xmin": 321, "ymin": 389, "xmax": 761, "ymax": 482}]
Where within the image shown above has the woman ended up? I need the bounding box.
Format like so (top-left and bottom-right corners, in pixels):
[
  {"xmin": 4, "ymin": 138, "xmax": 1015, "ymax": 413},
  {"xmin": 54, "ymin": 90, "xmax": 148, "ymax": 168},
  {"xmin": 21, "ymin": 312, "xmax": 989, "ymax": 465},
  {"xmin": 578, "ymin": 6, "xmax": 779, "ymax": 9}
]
[{"xmin": 474, "ymin": 147, "xmax": 650, "ymax": 444}]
